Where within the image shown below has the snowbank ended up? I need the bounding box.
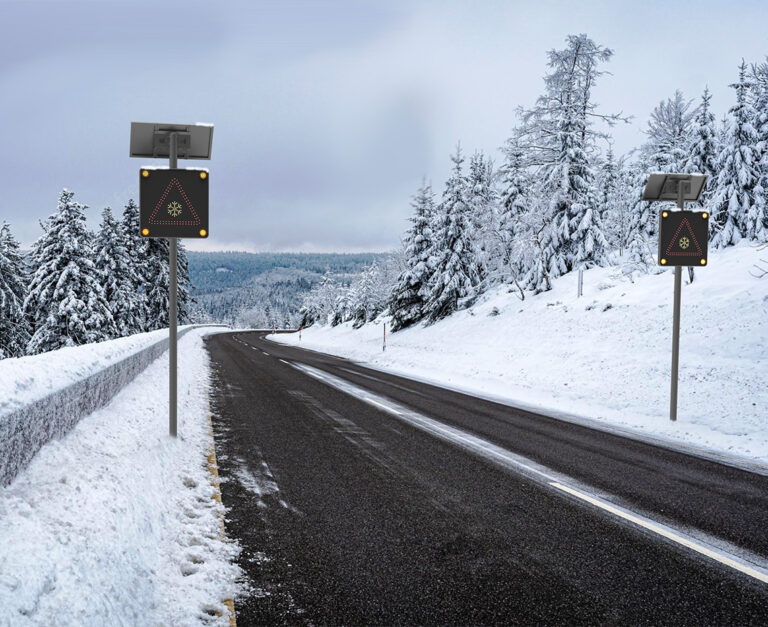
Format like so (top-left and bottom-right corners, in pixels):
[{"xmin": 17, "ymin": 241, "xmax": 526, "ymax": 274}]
[
  {"xmin": 272, "ymin": 242, "xmax": 768, "ymax": 463},
  {"xmin": 0, "ymin": 326, "xmax": 201, "ymax": 485},
  {"xmin": 0, "ymin": 326, "xmax": 193, "ymax": 416},
  {"xmin": 0, "ymin": 327, "xmax": 241, "ymax": 626}
]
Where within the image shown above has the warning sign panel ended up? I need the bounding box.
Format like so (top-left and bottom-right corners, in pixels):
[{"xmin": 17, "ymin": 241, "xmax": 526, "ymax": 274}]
[
  {"xmin": 139, "ymin": 168, "xmax": 209, "ymax": 238},
  {"xmin": 657, "ymin": 210, "xmax": 708, "ymax": 267}
]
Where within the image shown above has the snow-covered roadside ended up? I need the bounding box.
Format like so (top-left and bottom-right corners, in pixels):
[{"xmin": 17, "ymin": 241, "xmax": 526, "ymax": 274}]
[
  {"xmin": 271, "ymin": 243, "xmax": 768, "ymax": 464},
  {"xmin": 0, "ymin": 328, "xmax": 241, "ymax": 626},
  {"xmin": 0, "ymin": 326, "xmax": 197, "ymax": 417}
]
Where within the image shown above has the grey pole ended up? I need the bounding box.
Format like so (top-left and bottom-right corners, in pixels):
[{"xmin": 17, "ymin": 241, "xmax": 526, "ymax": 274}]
[
  {"xmin": 169, "ymin": 133, "xmax": 178, "ymax": 437},
  {"xmin": 669, "ymin": 184, "xmax": 685, "ymax": 422}
]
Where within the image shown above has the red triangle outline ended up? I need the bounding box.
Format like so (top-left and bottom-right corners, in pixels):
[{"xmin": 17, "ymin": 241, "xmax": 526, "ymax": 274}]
[
  {"xmin": 148, "ymin": 178, "xmax": 201, "ymax": 226},
  {"xmin": 665, "ymin": 217, "xmax": 703, "ymax": 257}
]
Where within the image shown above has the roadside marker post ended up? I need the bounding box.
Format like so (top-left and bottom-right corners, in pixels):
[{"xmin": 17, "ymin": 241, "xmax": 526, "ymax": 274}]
[
  {"xmin": 383, "ymin": 322, "xmax": 386, "ymax": 352},
  {"xmin": 642, "ymin": 173, "xmax": 708, "ymax": 422},
  {"xmin": 130, "ymin": 122, "xmax": 214, "ymax": 437}
]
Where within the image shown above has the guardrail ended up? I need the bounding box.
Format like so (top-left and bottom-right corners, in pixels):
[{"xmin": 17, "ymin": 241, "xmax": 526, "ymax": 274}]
[{"xmin": 0, "ymin": 325, "xmax": 225, "ymax": 487}]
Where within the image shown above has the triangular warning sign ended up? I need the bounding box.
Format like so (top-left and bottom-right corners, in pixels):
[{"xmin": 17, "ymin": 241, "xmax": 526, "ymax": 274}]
[
  {"xmin": 665, "ymin": 217, "xmax": 703, "ymax": 257},
  {"xmin": 148, "ymin": 178, "xmax": 201, "ymax": 226}
]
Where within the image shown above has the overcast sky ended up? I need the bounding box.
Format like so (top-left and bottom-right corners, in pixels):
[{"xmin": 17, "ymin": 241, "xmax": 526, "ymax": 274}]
[{"xmin": 1, "ymin": 0, "xmax": 767, "ymax": 253}]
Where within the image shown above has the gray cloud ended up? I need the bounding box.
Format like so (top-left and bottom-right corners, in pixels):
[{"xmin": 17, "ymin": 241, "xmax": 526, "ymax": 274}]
[{"xmin": 1, "ymin": 0, "xmax": 767, "ymax": 251}]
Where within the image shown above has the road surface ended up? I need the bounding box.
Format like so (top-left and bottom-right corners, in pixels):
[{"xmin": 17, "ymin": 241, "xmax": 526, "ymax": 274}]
[{"xmin": 206, "ymin": 331, "xmax": 768, "ymax": 625}]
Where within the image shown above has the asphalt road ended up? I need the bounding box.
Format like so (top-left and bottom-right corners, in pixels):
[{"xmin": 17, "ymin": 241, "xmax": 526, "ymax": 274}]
[{"xmin": 206, "ymin": 331, "xmax": 768, "ymax": 625}]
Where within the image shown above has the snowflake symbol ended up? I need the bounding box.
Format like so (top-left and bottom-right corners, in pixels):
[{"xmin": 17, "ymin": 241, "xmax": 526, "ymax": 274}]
[
  {"xmin": 167, "ymin": 201, "xmax": 183, "ymax": 217},
  {"xmin": 679, "ymin": 236, "xmax": 690, "ymax": 250}
]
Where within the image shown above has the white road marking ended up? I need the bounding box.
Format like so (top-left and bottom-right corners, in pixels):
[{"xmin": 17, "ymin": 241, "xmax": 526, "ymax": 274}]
[
  {"xmin": 279, "ymin": 359, "xmax": 291, "ymax": 366},
  {"xmin": 262, "ymin": 351, "xmax": 269, "ymax": 356},
  {"xmin": 286, "ymin": 361, "xmax": 768, "ymax": 586},
  {"xmin": 366, "ymin": 398, "xmax": 401, "ymax": 416},
  {"xmin": 550, "ymin": 481, "xmax": 768, "ymax": 584}
]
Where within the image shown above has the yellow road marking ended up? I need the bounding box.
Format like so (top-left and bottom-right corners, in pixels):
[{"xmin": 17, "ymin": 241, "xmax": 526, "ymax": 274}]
[{"xmin": 207, "ymin": 399, "xmax": 237, "ymax": 627}]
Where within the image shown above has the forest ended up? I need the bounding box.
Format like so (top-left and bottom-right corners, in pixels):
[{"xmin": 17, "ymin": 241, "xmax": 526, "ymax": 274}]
[
  {"xmin": 2, "ymin": 34, "xmax": 767, "ymax": 358},
  {"xmin": 297, "ymin": 35, "xmax": 768, "ymax": 332}
]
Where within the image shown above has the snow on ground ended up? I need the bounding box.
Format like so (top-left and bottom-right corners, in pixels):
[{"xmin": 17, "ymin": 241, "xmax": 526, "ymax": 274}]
[
  {"xmin": 0, "ymin": 326, "xmax": 196, "ymax": 418},
  {"xmin": 272, "ymin": 242, "xmax": 768, "ymax": 464},
  {"xmin": 0, "ymin": 328, "xmax": 241, "ymax": 626}
]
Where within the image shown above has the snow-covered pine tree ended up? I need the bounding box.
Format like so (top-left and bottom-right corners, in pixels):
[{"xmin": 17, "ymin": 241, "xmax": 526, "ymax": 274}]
[
  {"xmin": 331, "ymin": 285, "xmax": 353, "ymax": 326},
  {"xmin": 711, "ymin": 60, "xmax": 761, "ymax": 248},
  {"xmin": 467, "ymin": 151, "xmax": 497, "ymax": 282},
  {"xmin": 24, "ymin": 189, "xmax": 116, "ymax": 354},
  {"xmin": 603, "ymin": 158, "xmax": 636, "ymax": 257},
  {"xmin": 519, "ymin": 195, "xmax": 553, "ymax": 294},
  {"xmin": 570, "ymin": 180, "xmax": 609, "ymax": 270},
  {"xmin": 120, "ymin": 199, "xmax": 149, "ymax": 331},
  {"xmin": 425, "ymin": 145, "xmax": 481, "ymax": 322},
  {"xmin": 494, "ymin": 136, "xmax": 530, "ymax": 287},
  {"xmin": 0, "ymin": 222, "xmax": 31, "ymax": 358},
  {"xmin": 685, "ymin": 87, "xmax": 719, "ymax": 213},
  {"xmin": 144, "ymin": 237, "xmax": 193, "ymax": 330},
  {"xmin": 177, "ymin": 243, "xmax": 193, "ymax": 323},
  {"xmin": 94, "ymin": 207, "xmax": 143, "ymax": 337},
  {"xmin": 517, "ymin": 34, "xmax": 622, "ymax": 277},
  {"xmin": 350, "ymin": 262, "xmax": 386, "ymax": 328},
  {"xmin": 298, "ymin": 271, "xmax": 338, "ymax": 327},
  {"xmin": 749, "ymin": 60, "xmax": 768, "ymax": 242},
  {"xmin": 625, "ymin": 159, "xmax": 657, "ymax": 271},
  {"xmin": 388, "ymin": 180, "xmax": 436, "ymax": 331},
  {"xmin": 597, "ymin": 145, "xmax": 618, "ymax": 219},
  {"xmin": 643, "ymin": 90, "xmax": 695, "ymax": 174}
]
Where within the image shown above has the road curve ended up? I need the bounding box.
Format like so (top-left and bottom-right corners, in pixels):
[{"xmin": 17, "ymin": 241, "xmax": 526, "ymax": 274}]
[{"xmin": 206, "ymin": 331, "xmax": 768, "ymax": 625}]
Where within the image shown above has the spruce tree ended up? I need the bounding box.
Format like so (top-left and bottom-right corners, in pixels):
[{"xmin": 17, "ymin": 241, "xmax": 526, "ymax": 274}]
[
  {"xmin": 467, "ymin": 151, "xmax": 496, "ymax": 281},
  {"xmin": 571, "ymin": 184, "xmax": 608, "ymax": 270},
  {"xmin": 626, "ymin": 160, "xmax": 657, "ymax": 270},
  {"xmin": 750, "ymin": 60, "xmax": 768, "ymax": 242},
  {"xmin": 522, "ymin": 206, "xmax": 554, "ymax": 294},
  {"xmin": 425, "ymin": 146, "xmax": 480, "ymax": 322},
  {"xmin": 94, "ymin": 207, "xmax": 143, "ymax": 337},
  {"xmin": 496, "ymin": 137, "xmax": 530, "ymax": 285},
  {"xmin": 24, "ymin": 189, "xmax": 116, "ymax": 354},
  {"xmin": 603, "ymin": 160, "xmax": 635, "ymax": 256},
  {"xmin": 685, "ymin": 87, "xmax": 719, "ymax": 212},
  {"xmin": 351, "ymin": 262, "xmax": 380, "ymax": 328},
  {"xmin": 0, "ymin": 222, "xmax": 31, "ymax": 358},
  {"xmin": 388, "ymin": 181, "xmax": 436, "ymax": 331},
  {"xmin": 144, "ymin": 237, "xmax": 192, "ymax": 330},
  {"xmin": 598, "ymin": 145, "xmax": 618, "ymax": 219},
  {"xmin": 517, "ymin": 34, "xmax": 622, "ymax": 276},
  {"xmin": 121, "ymin": 199, "xmax": 149, "ymax": 331},
  {"xmin": 644, "ymin": 90, "xmax": 695, "ymax": 173},
  {"xmin": 711, "ymin": 60, "xmax": 761, "ymax": 248}
]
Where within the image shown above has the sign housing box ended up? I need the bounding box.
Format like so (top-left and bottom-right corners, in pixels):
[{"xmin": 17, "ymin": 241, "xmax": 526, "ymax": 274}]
[
  {"xmin": 657, "ymin": 210, "xmax": 708, "ymax": 267},
  {"xmin": 140, "ymin": 168, "xmax": 209, "ymax": 238}
]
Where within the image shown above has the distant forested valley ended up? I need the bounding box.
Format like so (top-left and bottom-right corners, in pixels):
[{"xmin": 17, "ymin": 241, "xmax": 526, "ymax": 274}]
[{"xmin": 187, "ymin": 251, "xmax": 389, "ymax": 328}]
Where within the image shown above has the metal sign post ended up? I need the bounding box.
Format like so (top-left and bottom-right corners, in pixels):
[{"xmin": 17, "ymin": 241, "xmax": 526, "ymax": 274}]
[
  {"xmin": 130, "ymin": 121, "xmax": 213, "ymax": 438},
  {"xmin": 669, "ymin": 185, "xmax": 684, "ymax": 422},
  {"xmin": 642, "ymin": 172, "xmax": 708, "ymax": 423},
  {"xmin": 169, "ymin": 133, "xmax": 178, "ymax": 437}
]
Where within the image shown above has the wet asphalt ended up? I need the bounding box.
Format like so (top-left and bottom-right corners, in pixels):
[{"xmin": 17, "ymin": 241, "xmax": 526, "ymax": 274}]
[{"xmin": 206, "ymin": 331, "xmax": 768, "ymax": 626}]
